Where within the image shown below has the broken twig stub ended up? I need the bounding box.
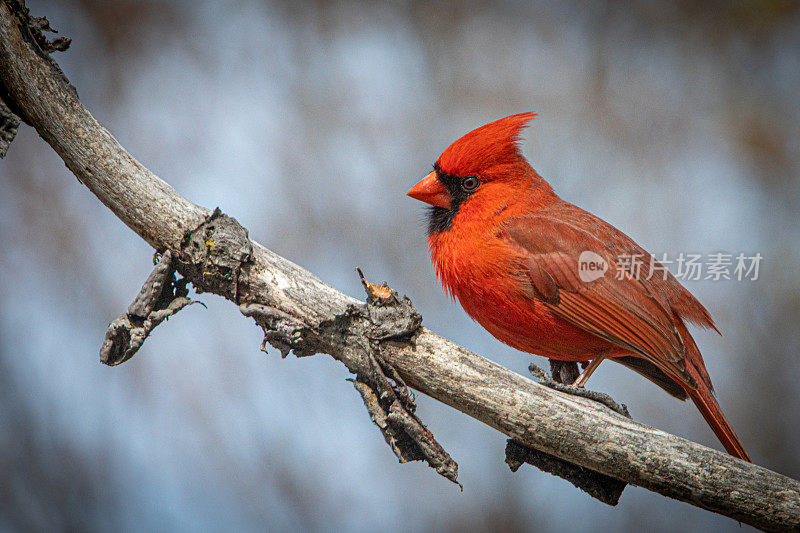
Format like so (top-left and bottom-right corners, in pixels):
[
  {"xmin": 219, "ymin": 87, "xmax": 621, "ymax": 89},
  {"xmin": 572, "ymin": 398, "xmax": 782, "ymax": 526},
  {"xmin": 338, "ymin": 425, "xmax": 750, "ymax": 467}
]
[
  {"xmin": 100, "ymin": 250, "xmax": 201, "ymax": 365},
  {"xmin": 242, "ymin": 269, "xmax": 459, "ymax": 486}
]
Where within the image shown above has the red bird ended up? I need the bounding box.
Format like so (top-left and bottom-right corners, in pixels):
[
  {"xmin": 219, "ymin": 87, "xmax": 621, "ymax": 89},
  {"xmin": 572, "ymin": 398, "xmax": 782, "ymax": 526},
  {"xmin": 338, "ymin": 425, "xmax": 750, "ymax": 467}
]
[{"xmin": 407, "ymin": 112, "xmax": 750, "ymax": 462}]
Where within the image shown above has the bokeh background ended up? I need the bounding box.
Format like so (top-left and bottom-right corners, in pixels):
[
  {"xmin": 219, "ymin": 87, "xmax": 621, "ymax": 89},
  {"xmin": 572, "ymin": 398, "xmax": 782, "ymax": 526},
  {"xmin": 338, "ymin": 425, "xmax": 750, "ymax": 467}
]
[{"xmin": 1, "ymin": 1, "xmax": 799, "ymax": 531}]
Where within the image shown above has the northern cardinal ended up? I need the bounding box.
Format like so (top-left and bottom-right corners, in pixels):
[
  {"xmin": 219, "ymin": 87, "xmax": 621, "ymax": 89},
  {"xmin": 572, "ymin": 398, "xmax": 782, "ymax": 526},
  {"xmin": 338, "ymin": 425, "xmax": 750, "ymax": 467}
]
[{"xmin": 407, "ymin": 112, "xmax": 750, "ymax": 462}]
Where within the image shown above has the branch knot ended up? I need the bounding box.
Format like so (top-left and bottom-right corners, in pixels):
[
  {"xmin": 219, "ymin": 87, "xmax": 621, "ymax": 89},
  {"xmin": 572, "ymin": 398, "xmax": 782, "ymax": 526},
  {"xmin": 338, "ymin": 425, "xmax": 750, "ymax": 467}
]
[{"xmin": 178, "ymin": 208, "xmax": 252, "ymax": 302}]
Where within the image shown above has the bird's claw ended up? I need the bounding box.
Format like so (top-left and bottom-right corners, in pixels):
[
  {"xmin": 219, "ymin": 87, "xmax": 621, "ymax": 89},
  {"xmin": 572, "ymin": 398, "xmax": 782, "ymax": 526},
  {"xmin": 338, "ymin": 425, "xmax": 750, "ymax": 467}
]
[{"xmin": 529, "ymin": 363, "xmax": 631, "ymax": 419}]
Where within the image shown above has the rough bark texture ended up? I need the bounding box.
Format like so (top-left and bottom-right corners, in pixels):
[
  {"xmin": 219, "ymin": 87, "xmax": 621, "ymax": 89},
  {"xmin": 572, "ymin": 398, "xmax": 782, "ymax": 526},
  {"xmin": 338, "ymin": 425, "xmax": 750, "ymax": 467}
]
[
  {"xmin": 0, "ymin": 96, "xmax": 20, "ymax": 157},
  {"xmin": 1, "ymin": 2, "xmax": 799, "ymax": 531},
  {"xmin": 505, "ymin": 440, "xmax": 627, "ymax": 506}
]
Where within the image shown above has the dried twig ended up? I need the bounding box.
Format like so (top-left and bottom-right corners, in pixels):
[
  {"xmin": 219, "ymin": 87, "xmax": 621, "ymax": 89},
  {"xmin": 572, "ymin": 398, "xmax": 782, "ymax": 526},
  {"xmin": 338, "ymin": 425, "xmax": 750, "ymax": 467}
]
[
  {"xmin": 243, "ymin": 265, "xmax": 460, "ymax": 485},
  {"xmin": 100, "ymin": 250, "xmax": 202, "ymax": 366}
]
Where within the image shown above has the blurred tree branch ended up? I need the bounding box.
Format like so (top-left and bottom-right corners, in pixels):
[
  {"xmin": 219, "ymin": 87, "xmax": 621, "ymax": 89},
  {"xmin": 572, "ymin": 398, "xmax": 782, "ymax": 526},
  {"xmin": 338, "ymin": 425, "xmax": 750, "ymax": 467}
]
[{"xmin": 1, "ymin": 1, "xmax": 799, "ymax": 530}]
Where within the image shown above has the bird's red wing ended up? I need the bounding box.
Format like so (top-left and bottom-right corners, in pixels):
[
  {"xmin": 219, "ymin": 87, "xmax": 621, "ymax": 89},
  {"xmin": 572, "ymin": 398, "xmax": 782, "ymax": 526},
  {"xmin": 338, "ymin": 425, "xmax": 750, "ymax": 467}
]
[
  {"xmin": 534, "ymin": 204, "xmax": 719, "ymax": 333},
  {"xmin": 503, "ymin": 215, "xmax": 695, "ymax": 388}
]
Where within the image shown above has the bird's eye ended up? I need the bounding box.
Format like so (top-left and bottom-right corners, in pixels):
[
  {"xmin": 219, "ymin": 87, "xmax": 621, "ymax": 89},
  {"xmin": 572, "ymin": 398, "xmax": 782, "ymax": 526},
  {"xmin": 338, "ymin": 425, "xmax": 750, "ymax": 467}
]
[{"xmin": 461, "ymin": 176, "xmax": 480, "ymax": 192}]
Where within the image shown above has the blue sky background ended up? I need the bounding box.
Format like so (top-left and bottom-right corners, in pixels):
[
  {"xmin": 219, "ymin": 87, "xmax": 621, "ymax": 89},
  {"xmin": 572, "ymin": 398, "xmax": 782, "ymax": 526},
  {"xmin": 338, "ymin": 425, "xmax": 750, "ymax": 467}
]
[{"xmin": 1, "ymin": 1, "xmax": 799, "ymax": 531}]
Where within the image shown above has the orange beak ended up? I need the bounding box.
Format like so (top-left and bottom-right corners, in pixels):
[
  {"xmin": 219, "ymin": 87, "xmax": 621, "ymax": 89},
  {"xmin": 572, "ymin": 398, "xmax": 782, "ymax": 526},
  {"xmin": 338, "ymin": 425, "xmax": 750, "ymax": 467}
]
[{"xmin": 407, "ymin": 171, "xmax": 451, "ymax": 209}]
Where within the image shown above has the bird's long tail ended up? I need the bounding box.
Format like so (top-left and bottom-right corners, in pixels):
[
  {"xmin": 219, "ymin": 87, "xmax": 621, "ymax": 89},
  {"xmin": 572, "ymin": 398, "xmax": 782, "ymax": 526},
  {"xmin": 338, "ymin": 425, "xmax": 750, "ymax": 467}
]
[
  {"xmin": 676, "ymin": 318, "xmax": 751, "ymax": 462},
  {"xmin": 685, "ymin": 380, "xmax": 751, "ymax": 462}
]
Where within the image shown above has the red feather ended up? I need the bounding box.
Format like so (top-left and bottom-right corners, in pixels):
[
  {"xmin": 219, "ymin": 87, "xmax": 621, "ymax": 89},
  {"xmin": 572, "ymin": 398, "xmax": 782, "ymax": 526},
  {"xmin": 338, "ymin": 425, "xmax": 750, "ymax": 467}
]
[
  {"xmin": 408, "ymin": 112, "xmax": 750, "ymax": 462},
  {"xmin": 437, "ymin": 112, "xmax": 538, "ymax": 178}
]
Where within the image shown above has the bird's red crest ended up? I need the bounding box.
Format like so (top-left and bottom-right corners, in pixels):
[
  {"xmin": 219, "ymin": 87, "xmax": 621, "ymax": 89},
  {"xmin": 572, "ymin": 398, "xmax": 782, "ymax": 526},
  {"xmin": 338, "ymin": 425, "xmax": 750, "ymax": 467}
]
[{"xmin": 436, "ymin": 112, "xmax": 537, "ymax": 177}]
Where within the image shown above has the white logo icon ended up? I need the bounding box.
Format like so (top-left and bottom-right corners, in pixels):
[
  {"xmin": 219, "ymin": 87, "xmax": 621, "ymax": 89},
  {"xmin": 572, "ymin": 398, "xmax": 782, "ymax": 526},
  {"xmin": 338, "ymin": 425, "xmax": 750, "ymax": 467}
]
[{"xmin": 578, "ymin": 251, "xmax": 608, "ymax": 282}]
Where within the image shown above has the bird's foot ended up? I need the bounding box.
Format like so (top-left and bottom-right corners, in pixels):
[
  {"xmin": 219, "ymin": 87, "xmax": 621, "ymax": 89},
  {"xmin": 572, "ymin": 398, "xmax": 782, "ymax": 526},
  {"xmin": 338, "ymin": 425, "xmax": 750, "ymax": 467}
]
[
  {"xmin": 530, "ymin": 362, "xmax": 631, "ymax": 419},
  {"xmin": 514, "ymin": 362, "xmax": 630, "ymax": 505},
  {"xmin": 549, "ymin": 359, "xmax": 581, "ymax": 384}
]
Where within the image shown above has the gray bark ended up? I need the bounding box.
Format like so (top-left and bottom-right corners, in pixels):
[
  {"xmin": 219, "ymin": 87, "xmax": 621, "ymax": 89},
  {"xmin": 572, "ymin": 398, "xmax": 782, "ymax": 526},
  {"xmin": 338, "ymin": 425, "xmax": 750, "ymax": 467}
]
[{"xmin": 1, "ymin": 2, "xmax": 798, "ymax": 531}]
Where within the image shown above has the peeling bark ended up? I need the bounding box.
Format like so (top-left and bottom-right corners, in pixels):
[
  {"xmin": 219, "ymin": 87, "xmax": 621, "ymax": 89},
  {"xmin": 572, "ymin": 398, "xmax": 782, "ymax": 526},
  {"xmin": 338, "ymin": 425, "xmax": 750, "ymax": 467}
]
[{"xmin": 505, "ymin": 440, "xmax": 627, "ymax": 506}]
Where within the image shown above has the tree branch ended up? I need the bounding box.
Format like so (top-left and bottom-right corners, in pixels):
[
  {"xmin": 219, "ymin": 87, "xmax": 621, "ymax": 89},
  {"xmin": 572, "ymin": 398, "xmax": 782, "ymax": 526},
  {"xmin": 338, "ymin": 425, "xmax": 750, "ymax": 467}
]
[{"xmin": 1, "ymin": 2, "xmax": 798, "ymax": 530}]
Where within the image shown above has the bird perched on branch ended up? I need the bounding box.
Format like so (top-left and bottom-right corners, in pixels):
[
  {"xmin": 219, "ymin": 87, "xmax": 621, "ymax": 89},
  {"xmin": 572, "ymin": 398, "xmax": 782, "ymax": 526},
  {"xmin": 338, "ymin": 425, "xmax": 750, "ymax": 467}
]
[{"xmin": 407, "ymin": 112, "xmax": 750, "ymax": 462}]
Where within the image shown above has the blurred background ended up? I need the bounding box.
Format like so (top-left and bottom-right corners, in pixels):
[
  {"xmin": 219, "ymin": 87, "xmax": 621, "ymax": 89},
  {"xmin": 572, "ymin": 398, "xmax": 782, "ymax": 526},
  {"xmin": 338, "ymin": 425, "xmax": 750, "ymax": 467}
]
[{"xmin": 1, "ymin": 0, "xmax": 799, "ymax": 531}]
